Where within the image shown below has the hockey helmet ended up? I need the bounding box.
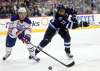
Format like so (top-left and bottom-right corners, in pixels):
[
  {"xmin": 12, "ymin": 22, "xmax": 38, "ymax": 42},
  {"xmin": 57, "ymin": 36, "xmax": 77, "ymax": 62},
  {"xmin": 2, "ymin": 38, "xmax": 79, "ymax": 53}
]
[
  {"xmin": 18, "ymin": 7, "xmax": 27, "ymax": 13},
  {"xmin": 18, "ymin": 7, "xmax": 27, "ymax": 20},
  {"xmin": 57, "ymin": 4, "xmax": 66, "ymax": 11}
]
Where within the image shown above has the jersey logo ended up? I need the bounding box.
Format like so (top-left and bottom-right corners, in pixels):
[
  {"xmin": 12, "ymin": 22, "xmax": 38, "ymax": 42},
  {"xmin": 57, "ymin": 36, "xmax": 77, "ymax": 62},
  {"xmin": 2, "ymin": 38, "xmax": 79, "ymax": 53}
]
[{"xmin": 60, "ymin": 20, "xmax": 66, "ymax": 25}]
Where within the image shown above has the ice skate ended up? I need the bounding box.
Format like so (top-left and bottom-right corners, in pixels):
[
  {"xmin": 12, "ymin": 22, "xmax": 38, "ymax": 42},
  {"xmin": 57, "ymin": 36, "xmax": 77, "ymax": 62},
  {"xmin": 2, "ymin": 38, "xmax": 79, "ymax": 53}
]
[
  {"xmin": 66, "ymin": 53, "xmax": 73, "ymax": 59},
  {"xmin": 29, "ymin": 55, "xmax": 40, "ymax": 62},
  {"xmin": 2, "ymin": 53, "xmax": 11, "ymax": 61},
  {"xmin": 65, "ymin": 48, "xmax": 73, "ymax": 59}
]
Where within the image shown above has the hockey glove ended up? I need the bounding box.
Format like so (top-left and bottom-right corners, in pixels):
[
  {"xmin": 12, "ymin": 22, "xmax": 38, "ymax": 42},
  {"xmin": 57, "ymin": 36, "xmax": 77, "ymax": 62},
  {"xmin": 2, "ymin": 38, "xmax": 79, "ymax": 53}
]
[
  {"xmin": 71, "ymin": 17, "xmax": 79, "ymax": 29},
  {"xmin": 22, "ymin": 34, "xmax": 31, "ymax": 44},
  {"xmin": 79, "ymin": 21, "xmax": 90, "ymax": 27}
]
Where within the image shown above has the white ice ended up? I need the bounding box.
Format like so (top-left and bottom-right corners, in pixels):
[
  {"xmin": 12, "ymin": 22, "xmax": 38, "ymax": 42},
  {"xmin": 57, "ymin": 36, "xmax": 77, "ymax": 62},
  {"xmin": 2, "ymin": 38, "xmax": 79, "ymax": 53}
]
[{"xmin": 0, "ymin": 29, "xmax": 100, "ymax": 71}]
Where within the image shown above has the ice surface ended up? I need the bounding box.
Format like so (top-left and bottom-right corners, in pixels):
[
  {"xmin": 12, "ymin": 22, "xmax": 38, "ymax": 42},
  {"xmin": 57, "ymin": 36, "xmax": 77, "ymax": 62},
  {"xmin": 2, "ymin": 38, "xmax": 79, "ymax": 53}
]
[{"xmin": 0, "ymin": 29, "xmax": 100, "ymax": 71}]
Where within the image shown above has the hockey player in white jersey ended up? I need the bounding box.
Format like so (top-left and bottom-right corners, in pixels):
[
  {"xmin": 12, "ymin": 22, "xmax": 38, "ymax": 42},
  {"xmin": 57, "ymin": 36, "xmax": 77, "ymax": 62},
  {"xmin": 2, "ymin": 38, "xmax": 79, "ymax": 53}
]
[{"xmin": 3, "ymin": 7, "xmax": 40, "ymax": 62}]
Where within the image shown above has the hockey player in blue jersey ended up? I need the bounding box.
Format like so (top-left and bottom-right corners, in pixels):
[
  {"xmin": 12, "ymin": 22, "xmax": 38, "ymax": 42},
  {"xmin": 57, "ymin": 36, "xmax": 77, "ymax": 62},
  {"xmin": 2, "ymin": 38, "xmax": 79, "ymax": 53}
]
[
  {"xmin": 3, "ymin": 7, "xmax": 39, "ymax": 61},
  {"xmin": 34, "ymin": 4, "xmax": 79, "ymax": 61}
]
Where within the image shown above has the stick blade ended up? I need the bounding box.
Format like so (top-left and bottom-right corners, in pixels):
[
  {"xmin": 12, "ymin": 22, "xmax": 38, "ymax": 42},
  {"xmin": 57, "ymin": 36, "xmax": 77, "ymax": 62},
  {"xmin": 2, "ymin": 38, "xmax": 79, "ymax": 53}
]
[{"xmin": 66, "ymin": 61, "xmax": 75, "ymax": 67}]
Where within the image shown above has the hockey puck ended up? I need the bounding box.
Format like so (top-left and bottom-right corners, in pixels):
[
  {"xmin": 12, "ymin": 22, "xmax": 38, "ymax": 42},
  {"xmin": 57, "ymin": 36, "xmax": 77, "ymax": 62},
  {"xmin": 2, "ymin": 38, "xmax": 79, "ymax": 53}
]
[
  {"xmin": 2, "ymin": 57, "xmax": 6, "ymax": 61},
  {"xmin": 48, "ymin": 66, "xmax": 52, "ymax": 70}
]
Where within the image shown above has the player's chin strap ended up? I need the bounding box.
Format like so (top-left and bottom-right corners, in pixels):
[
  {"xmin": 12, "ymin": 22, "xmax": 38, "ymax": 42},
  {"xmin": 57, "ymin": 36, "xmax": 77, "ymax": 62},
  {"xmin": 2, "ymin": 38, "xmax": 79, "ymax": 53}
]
[{"xmin": 29, "ymin": 42, "xmax": 75, "ymax": 67}]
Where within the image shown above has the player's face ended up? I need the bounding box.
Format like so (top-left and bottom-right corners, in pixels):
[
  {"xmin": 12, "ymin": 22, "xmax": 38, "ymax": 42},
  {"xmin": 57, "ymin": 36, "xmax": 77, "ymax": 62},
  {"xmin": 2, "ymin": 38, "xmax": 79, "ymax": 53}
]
[
  {"xmin": 58, "ymin": 9, "xmax": 65, "ymax": 15},
  {"xmin": 18, "ymin": 12, "xmax": 27, "ymax": 20}
]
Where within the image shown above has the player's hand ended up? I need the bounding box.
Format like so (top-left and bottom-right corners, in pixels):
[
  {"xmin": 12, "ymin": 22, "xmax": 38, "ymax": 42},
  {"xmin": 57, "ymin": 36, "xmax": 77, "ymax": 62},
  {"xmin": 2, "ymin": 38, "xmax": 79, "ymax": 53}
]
[
  {"xmin": 22, "ymin": 34, "xmax": 31, "ymax": 44},
  {"xmin": 79, "ymin": 21, "xmax": 90, "ymax": 27},
  {"xmin": 16, "ymin": 31, "xmax": 22, "ymax": 36}
]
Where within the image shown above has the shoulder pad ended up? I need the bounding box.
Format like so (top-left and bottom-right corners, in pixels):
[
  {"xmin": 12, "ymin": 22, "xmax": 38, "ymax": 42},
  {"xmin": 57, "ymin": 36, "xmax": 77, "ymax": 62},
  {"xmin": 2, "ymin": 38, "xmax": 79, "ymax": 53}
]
[{"xmin": 11, "ymin": 15, "xmax": 19, "ymax": 21}]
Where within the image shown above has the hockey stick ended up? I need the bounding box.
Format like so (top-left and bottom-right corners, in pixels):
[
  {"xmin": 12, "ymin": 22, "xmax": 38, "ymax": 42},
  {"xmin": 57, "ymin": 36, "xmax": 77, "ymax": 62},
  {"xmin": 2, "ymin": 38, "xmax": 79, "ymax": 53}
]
[
  {"xmin": 29, "ymin": 42, "xmax": 75, "ymax": 67},
  {"xmin": 9, "ymin": 23, "xmax": 75, "ymax": 67}
]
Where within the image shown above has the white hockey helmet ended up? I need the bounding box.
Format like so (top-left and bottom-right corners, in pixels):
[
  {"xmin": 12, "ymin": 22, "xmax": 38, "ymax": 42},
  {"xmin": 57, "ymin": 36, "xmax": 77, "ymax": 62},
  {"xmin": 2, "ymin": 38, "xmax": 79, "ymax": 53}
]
[{"xmin": 18, "ymin": 7, "xmax": 27, "ymax": 13}]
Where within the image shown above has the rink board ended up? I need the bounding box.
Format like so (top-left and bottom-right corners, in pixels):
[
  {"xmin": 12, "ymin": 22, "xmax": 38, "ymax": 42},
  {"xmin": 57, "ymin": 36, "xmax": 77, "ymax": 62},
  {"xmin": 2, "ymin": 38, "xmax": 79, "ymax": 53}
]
[
  {"xmin": 0, "ymin": 25, "xmax": 100, "ymax": 36},
  {"xmin": 0, "ymin": 14, "xmax": 100, "ymax": 35}
]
